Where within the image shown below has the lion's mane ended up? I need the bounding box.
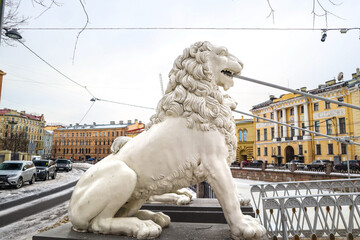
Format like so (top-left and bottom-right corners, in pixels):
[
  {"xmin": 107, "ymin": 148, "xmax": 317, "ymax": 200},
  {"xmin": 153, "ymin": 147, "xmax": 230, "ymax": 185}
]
[{"xmin": 146, "ymin": 41, "xmax": 237, "ymax": 165}]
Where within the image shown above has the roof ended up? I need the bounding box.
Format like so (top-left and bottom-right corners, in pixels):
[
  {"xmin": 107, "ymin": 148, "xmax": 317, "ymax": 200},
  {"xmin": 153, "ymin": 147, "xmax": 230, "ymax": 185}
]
[
  {"xmin": 251, "ymin": 78, "xmax": 360, "ymax": 110},
  {"xmin": 0, "ymin": 108, "xmax": 44, "ymax": 121},
  {"xmin": 56, "ymin": 124, "xmax": 128, "ymax": 131}
]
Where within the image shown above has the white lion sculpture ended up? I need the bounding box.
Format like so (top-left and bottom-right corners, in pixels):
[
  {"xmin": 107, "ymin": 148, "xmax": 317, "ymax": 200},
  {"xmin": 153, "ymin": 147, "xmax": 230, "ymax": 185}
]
[{"xmin": 69, "ymin": 41, "xmax": 266, "ymax": 240}]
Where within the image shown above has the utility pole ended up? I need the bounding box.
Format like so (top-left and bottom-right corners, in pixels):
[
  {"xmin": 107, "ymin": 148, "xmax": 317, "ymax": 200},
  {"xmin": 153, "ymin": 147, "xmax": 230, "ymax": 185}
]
[
  {"xmin": 0, "ymin": 0, "xmax": 5, "ymax": 43},
  {"xmin": 0, "ymin": 70, "xmax": 6, "ymax": 103}
]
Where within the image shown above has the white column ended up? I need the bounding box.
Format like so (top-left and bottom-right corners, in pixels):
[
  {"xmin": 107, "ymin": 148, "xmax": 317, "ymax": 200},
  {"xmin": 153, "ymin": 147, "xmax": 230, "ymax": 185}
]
[
  {"xmin": 274, "ymin": 110, "xmax": 279, "ymax": 139},
  {"xmin": 303, "ymin": 102, "xmax": 310, "ymax": 135},
  {"xmin": 294, "ymin": 105, "xmax": 299, "ymax": 136},
  {"xmin": 282, "ymin": 108, "xmax": 287, "ymax": 137}
]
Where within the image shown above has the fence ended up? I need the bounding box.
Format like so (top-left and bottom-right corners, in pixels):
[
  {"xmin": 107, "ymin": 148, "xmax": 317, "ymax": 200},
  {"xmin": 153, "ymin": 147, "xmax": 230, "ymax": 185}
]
[{"xmin": 250, "ymin": 178, "xmax": 360, "ymax": 239}]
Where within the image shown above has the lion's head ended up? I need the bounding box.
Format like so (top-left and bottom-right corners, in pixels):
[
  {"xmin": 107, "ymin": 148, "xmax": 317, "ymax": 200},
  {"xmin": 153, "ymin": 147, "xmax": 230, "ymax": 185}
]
[{"xmin": 147, "ymin": 41, "xmax": 243, "ymax": 164}]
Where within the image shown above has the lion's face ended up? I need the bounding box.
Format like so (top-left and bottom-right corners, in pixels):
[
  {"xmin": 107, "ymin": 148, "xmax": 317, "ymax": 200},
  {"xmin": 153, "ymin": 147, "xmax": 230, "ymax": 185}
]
[{"xmin": 207, "ymin": 45, "xmax": 243, "ymax": 91}]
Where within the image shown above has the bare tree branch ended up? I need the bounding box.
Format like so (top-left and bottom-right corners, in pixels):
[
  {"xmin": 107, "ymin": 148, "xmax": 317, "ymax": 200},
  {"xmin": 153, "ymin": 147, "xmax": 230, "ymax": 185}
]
[
  {"xmin": 1, "ymin": 0, "xmax": 60, "ymax": 46},
  {"xmin": 266, "ymin": 0, "xmax": 275, "ymax": 24},
  {"xmin": 72, "ymin": 0, "xmax": 89, "ymax": 65}
]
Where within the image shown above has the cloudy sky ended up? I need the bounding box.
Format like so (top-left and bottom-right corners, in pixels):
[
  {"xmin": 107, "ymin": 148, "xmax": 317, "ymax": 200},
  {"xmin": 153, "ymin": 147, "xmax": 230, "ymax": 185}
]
[{"xmin": 1, "ymin": 0, "xmax": 359, "ymax": 125}]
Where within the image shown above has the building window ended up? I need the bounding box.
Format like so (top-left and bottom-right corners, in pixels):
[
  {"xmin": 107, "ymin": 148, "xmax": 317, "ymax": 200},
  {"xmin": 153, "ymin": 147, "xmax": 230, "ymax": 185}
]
[
  {"xmin": 300, "ymin": 105, "xmax": 304, "ymax": 114},
  {"xmin": 313, "ymin": 103, "xmax": 319, "ymax": 111},
  {"xmin": 325, "ymin": 102, "xmax": 331, "ymax": 109},
  {"xmin": 263, "ymin": 129, "xmax": 268, "ymax": 141},
  {"xmin": 337, "ymin": 97, "xmax": 344, "ymax": 106},
  {"xmin": 339, "ymin": 117, "xmax": 346, "ymax": 134},
  {"xmin": 326, "ymin": 119, "xmax": 333, "ymax": 135},
  {"xmin": 277, "ymin": 146, "xmax": 281, "ymax": 155},
  {"xmin": 341, "ymin": 143, "xmax": 347, "ymax": 154},
  {"xmin": 239, "ymin": 130, "xmax": 243, "ymax": 142},
  {"xmin": 270, "ymin": 112, "xmax": 274, "ymax": 119},
  {"xmin": 271, "ymin": 127, "xmax": 275, "ymax": 139},
  {"xmin": 257, "ymin": 147, "xmax": 261, "ymax": 156},
  {"xmin": 291, "ymin": 124, "xmax": 295, "ymax": 137},
  {"xmin": 256, "ymin": 117, "xmax": 259, "ymax": 122},
  {"xmin": 280, "ymin": 111, "xmax": 283, "ymax": 118},
  {"xmin": 243, "ymin": 130, "xmax": 247, "ymax": 141},
  {"xmin": 301, "ymin": 123, "xmax": 306, "ymax": 136},
  {"xmin": 264, "ymin": 147, "xmax": 268, "ymax": 156},
  {"xmin": 315, "ymin": 121, "xmax": 320, "ymax": 133},
  {"xmin": 316, "ymin": 144, "xmax": 321, "ymax": 155},
  {"xmin": 257, "ymin": 130, "xmax": 260, "ymax": 141},
  {"xmin": 290, "ymin": 108, "xmax": 294, "ymax": 116},
  {"xmin": 328, "ymin": 143, "xmax": 334, "ymax": 155},
  {"xmin": 298, "ymin": 145, "xmax": 303, "ymax": 155},
  {"xmin": 280, "ymin": 126, "xmax": 283, "ymax": 137}
]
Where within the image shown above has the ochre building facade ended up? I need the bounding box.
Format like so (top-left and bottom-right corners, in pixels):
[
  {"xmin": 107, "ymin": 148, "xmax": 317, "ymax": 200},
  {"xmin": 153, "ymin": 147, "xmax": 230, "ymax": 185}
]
[
  {"xmin": 251, "ymin": 70, "xmax": 360, "ymax": 165},
  {"xmin": 52, "ymin": 120, "xmax": 143, "ymax": 160}
]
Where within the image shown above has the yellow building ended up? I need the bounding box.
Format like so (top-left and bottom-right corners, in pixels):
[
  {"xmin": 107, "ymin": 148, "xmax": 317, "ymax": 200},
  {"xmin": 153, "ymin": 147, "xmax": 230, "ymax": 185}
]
[
  {"xmin": 251, "ymin": 70, "xmax": 360, "ymax": 165},
  {"xmin": 0, "ymin": 108, "xmax": 46, "ymax": 156},
  {"xmin": 126, "ymin": 120, "xmax": 145, "ymax": 138},
  {"xmin": 235, "ymin": 117, "xmax": 254, "ymax": 163}
]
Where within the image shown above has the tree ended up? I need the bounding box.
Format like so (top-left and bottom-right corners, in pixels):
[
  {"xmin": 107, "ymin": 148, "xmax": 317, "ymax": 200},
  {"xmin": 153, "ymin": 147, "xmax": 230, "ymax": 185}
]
[
  {"xmin": 1, "ymin": 0, "xmax": 60, "ymax": 45},
  {"xmin": 0, "ymin": 130, "xmax": 29, "ymax": 152}
]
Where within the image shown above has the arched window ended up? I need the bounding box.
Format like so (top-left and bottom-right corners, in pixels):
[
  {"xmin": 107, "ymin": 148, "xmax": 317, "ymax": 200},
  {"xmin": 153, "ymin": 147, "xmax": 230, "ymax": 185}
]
[
  {"xmin": 244, "ymin": 130, "xmax": 247, "ymax": 141},
  {"xmin": 239, "ymin": 131, "xmax": 243, "ymax": 142}
]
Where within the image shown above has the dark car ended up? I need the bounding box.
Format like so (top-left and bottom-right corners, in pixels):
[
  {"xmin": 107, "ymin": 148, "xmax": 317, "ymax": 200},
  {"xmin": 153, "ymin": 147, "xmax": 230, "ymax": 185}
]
[
  {"xmin": 334, "ymin": 160, "xmax": 360, "ymax": 172},
  {"xmin": 55, "ymin": 159, "xmax": 72, "ymax": 172},
  {"xmin": 247, "ymin": 160, "xmax": 263, "ymax": 168},
  {"xmin": 307, "ymin": 160, "xmax": 333, "ymax": 170},
  {"xmin": 33, "ymin": 160, "xmax": 57, "ymax": 180}
]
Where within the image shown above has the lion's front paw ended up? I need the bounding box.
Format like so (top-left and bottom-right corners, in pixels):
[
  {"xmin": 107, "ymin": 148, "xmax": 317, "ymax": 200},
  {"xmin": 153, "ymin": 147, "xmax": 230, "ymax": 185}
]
[
  {"xmin": 135, "ymin": 210, "xmax": 171, "ymax": 228},
  {"xmin": 231, "ymin": 215, "xmax": 266, "ymax": 240},
  {"xmin": 176, "ymin": 195, "xmax": 191, "ymax": 205}
]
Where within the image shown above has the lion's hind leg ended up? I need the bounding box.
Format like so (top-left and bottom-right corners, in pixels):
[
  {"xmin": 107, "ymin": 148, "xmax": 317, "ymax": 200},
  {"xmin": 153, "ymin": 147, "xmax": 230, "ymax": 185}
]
[{"xmin": 84, "ymin": 163, "xmax": 162, "ymax": 239}]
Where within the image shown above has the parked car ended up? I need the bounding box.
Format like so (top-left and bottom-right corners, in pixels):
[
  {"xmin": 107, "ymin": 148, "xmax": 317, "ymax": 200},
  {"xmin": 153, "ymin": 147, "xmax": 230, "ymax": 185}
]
[
  {"xmin": 247, "ymin": 160, "xmax": 263, "ymax": 168},
  {"xmin": 285, "ymin": 160, "xmax": 305, "ymax": 169},
  {"xmin": 0, "ymin": 161, "xmax": 37, "ymax": 188},
  {"xmin": 334, "ymin": 160, "xmax": 360, "ymax": 172},
  {"xmin": 55, "ymin": 159, "xmax": 72, "ymax": 172},
  {"xmin": 307, "ymin": 160, "xmax": 333, "ymax": 170},
  {"xmin": 33, "ymin": 160, "xmax": 57, "ymax": 180}
]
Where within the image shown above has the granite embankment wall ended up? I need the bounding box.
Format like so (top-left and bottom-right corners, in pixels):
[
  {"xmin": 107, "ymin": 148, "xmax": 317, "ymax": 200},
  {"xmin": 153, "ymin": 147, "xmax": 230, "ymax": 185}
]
[{"xmin": 230, "ymin": 167, "xmax": 359, "ymax": 182}]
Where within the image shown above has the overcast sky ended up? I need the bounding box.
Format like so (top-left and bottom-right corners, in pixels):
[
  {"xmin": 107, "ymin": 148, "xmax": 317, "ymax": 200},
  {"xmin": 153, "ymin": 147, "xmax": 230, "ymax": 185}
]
[{"xmin": 1, "ymin": 0, "xmax": 360, "ymax": 125}]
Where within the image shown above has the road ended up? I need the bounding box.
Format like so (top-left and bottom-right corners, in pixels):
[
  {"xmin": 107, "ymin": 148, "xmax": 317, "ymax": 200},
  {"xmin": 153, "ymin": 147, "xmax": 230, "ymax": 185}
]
[{"xmin": 0, "ymin": 163, "xmax": 91, "ymax": 240}]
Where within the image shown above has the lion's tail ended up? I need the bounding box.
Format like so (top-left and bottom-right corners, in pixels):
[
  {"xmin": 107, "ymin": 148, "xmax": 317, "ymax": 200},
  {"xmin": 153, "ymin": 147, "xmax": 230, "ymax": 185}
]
[{"xmin": 111, "ymin": 136, "xmax": 132, "ymax": 154}]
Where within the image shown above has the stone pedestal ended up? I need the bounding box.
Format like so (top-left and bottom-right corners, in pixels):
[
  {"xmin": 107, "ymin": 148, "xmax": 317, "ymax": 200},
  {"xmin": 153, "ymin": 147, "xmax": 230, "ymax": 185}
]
[
  {"xmin": 33, "ymin": 198, "xmax": 254, "ymax": 240},
  {"xmin": 33, "ymin": 222, "xmax": 232, "ymax": 240}
]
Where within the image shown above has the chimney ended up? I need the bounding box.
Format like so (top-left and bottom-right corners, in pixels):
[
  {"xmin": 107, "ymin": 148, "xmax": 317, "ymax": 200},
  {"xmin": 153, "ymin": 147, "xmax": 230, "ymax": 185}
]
[
  {"xmin": 300, "ymin": 87, "xmax": 307, "ymax": 92},
  {"xmin": 93, "ymin": 122, "xmax": 96, "ymax": 125},
  {"xmin": 128, "ymin": 120, "xmax": 131, "ymax": 124},
  {"xmin": 110, "ymin": 121, "xmax": 115, "ymax": 125},
  {"xmin": 134, "ymin": 119, "xmax": 138, "ymax": 123},
  {"xmin": 119, "ymin": 120, "xmax": 124, "ymax": 124},
  {"xmin": 69, "ymin": 124, "xmax": 72, "ymax": 127}
]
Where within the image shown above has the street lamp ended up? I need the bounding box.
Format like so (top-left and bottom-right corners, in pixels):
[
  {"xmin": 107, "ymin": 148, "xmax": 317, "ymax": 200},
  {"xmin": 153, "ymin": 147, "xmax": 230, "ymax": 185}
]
[{"xmin": 4, "ymin": 28, "xmax": 22, "ymax": 40}]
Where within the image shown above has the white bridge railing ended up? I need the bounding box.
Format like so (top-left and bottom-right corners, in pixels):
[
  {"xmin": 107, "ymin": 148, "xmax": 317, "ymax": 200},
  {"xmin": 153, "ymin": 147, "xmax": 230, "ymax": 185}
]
[{"xmin": 250, "ymin": 178, "xmax": 360, "ymax": 239}]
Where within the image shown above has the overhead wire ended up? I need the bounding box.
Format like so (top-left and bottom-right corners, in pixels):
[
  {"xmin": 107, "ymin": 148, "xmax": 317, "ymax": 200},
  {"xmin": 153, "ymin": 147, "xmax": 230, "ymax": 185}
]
[
  {"xmin": 17, "ymin": 27, "xmax": 360, "ymax": 31},
  {"xmin": 16, "ymin": 40, "xmax": 96, "ymax": 98}
]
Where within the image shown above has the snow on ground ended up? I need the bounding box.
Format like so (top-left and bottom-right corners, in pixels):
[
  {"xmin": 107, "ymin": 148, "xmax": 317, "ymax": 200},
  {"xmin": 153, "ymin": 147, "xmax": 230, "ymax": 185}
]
[
  {"xmin": 0, "ymin": 163, "xmax": 92, "ymax": 240},
  {"xmin": 0, "ymin": 163, "xmax": 92, "ymax": 204},
  {"xmin": 1, "ymin": 201, "xmax": 69, "ymax": 240}
]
